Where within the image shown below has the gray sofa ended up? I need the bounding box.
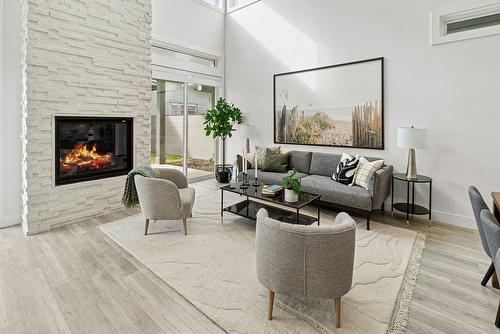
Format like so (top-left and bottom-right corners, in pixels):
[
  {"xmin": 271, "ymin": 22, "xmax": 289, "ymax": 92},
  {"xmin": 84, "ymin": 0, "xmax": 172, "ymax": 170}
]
[{"xmin": 238, "ymin": 150, "xmax": 393, "ymax": 230}]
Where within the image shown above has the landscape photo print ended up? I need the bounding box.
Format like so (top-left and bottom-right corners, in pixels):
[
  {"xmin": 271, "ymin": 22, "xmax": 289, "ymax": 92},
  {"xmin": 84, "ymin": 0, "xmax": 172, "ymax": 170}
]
[{"xmin": 274, "ymin": 57, "xmax": 384, "ymax": 149}]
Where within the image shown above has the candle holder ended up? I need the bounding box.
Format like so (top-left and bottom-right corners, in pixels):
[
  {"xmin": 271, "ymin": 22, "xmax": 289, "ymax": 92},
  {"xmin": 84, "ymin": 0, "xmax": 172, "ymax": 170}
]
[
  {"xmin": 252, "ymin": 177, "xmax": 261, "ymax": 187},
  {"xmin": 240, "ymin": 172, "xmax": 249, "ymax": 189}
]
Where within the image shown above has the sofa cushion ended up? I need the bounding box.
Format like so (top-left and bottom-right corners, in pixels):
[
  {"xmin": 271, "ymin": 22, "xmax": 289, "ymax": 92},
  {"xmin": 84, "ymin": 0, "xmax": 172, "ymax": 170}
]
[
  {"xmin": 301, "ymin": 175, "xmax": 372, "ymax": 210},
  {"xmin": 256, "ymin": 146, "xmax": 280, "ymax": 167},
  {"xmin": 288, "ymin": 151, "xmax": 313, "ymax": 174},
  {"xmin": 263, "ymin": 149, "xmax": 289, "ymax": 173},
  {"xmin": 309, "ymin": 152, "xmax": 341, "ymax": 177},
  {"xmin": 242, "ymin": 169, "xmax": 308, "ymax": 185}
]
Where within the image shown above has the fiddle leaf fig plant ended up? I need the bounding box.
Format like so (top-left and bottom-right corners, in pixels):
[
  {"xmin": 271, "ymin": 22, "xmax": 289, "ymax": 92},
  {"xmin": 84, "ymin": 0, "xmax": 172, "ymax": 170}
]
[
  {"xmin": 282, "ymin": 168, "xmax": 301, "ymax": 194},
  {"xmin": 204, "ymin": 98, "xmax": 243, "ymax": 169}
]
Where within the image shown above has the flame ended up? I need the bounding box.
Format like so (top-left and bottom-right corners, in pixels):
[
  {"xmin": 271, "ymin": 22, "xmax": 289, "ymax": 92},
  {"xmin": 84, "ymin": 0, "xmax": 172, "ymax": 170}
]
[{"xmin": 60, "ymin": 143, "xmax": 112, "ymax": 173}]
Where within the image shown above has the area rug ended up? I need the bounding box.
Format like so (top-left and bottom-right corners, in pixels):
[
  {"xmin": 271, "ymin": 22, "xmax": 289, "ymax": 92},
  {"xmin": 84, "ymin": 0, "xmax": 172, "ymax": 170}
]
[{"xmin": 100, "ymin": 188, "xmax": 425, "ymax": 334}]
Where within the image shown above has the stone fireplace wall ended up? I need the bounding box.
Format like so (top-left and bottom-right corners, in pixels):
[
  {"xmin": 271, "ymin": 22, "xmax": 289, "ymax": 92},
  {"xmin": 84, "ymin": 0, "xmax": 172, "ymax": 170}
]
[{"xmin": 21, "ymin": 0, "xmax": 152, "ymax": 234}]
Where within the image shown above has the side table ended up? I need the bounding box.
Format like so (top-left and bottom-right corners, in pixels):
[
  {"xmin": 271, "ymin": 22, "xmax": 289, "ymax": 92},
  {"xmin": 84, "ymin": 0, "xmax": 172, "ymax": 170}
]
[{"xmin": 391, "ymin": 173, "xmax": 432, "ymax": 227}]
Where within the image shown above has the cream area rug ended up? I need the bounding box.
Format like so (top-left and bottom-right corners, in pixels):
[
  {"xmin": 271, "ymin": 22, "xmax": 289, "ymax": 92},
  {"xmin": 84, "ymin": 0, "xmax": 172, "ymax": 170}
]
[{"xmin": 100, "ymin": 183, "xmax": 425, "ymax": 334}]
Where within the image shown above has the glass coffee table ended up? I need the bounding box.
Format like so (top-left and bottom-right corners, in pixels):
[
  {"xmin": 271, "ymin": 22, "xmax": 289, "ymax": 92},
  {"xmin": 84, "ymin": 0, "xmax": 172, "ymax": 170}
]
[{"xmin": 220, "ymin": 182, "xmax": 321, "ymax": 225}]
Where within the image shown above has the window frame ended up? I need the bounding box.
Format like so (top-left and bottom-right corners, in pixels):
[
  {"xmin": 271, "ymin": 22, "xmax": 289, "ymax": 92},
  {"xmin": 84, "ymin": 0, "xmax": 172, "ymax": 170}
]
[
  {"xmin": 226, "ymin": 0, "xmax": 261, "ymax": 13},
  {"xmin": 431, "ymin": 0, "xmax": 500, "ymax": 45},
  {"xmin": 193, "ymin": 0, "xmax": 225, "ymax": 14}
]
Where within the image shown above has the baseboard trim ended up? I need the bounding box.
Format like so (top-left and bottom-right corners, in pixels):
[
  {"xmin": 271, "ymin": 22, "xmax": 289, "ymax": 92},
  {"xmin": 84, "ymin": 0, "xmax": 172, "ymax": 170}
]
[
  {"xmin": 0, "ymin": 213, "xmax": 22, "ymax": 229},
  {"xmin": 430, "ymin": 210, "xmax": 476, "ymax": 230}
]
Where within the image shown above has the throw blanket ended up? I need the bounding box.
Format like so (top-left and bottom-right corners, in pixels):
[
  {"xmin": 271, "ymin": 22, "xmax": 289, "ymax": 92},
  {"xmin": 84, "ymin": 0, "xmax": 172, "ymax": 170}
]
[{"xmin": 122, "ymin": 165, "xmax": 159, "ymax": 208}]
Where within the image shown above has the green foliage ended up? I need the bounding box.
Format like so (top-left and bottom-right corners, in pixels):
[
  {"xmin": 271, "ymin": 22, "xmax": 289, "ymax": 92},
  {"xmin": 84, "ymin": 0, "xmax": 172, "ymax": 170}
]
[
  {"xmin": 312, "ymin": 112, "xmax": 335, "ymax": 130},
  {"xmin": 204, "ymin": 98, "xmax": 243, "ymax": 140},
  {"xmin": 290, "ymin": 112, "xmax": 334, "ymax": 144},
  {"xmin": 282, "ymin": 168, "xmax": 301, "ymax": 194},
  {"xmin": 293, "ymin": 118, "xmax": 317, "ymax": 144}
]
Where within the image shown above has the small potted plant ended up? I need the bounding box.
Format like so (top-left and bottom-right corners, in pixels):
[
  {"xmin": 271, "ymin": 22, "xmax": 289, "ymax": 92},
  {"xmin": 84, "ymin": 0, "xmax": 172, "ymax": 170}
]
[
  {"xmin": 282, "ymin": 169, "xmax": 301, "ymax": 202},
  {"xmin": 204, "ymin": 98, "xmax": 243, "ymax": 183}
]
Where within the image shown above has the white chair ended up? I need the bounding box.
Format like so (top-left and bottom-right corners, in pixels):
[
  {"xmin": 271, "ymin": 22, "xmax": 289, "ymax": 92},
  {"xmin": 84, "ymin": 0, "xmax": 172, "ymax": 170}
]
[{"xmin": 134, "ymin": 168, "xmax": 195, "ymax": 235}]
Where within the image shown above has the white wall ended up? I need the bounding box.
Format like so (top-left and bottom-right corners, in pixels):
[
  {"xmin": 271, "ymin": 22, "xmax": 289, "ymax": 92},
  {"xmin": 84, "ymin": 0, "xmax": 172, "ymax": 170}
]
[
  {"xmin": 152, "ymin": 0, "xmax": 224, "ymax": 53},
  {"xmin": 0, "ymin": 0, "xmax": 23, "ymax": 228},
  {"xmin": 225, "ymin": 0, "xmax": 500, "ymax": 228}
]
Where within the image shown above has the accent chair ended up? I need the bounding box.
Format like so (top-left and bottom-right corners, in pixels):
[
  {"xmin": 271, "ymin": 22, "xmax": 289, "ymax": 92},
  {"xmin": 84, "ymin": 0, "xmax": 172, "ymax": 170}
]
[
  {"xmin": 480, "ymin": 209, "xmax": 500, "ymax": 328},
  {"xmin": 468, "ymin": 186, "xmax": 498, "ymax": 287},
  {"xmin": 134, "ymin": 168, "xmax": 195, "ymax": 235},
  {"xmin": 255, "ymin": 209, "xmax": 356, "ymax": 329}
]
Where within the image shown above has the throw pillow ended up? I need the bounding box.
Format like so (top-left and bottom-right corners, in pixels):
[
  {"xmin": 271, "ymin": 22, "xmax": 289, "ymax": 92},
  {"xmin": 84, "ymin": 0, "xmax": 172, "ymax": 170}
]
[
  {"xmin": 332, "ymin": 153, "xmax": 360, "ymax": 185},
  {"xmin": 256, "ymin": 146, "xmax": 280, "ymax": 167},
  {"xmin": 263, "ymin": 149, "xmax": 289, "ymax": 173},
  {"xmin": 245, "ymin": 152, "xmax": 255, "ymax": 169},
  {"xmin": 354, "ymin": 157, "xmax": 385, "ymax": 190}
]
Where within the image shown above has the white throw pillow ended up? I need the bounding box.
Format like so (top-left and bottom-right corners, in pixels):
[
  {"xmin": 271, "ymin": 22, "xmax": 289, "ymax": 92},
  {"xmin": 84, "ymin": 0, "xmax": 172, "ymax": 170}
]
[
  {"xmin": 245, "ymin": 152, "xmax": 255, "ymax": 168},
  {"xmin": 332, "ymin": 153, "xmax": 360, "ymax": 186},
  {"xmin": 353, "ymin": 157, "xmax": 384, "ymax": 190}
]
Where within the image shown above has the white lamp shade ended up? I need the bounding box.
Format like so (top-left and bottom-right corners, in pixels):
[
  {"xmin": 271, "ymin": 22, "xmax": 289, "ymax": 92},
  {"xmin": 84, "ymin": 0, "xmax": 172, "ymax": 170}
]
[
  {"xmin": 239, "ymin": 124, "xmax": 256, "ymax": 139},
  {"xmin": 397, "ymin": 127, "xmax": 427, "ymax": 149}
]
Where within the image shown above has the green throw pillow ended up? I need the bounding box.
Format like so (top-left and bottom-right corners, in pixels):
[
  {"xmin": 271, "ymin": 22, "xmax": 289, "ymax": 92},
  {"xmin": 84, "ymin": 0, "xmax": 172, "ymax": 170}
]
[{"xmin": 263, "ymin": 149, "xmax": 289, "ymax": 173}]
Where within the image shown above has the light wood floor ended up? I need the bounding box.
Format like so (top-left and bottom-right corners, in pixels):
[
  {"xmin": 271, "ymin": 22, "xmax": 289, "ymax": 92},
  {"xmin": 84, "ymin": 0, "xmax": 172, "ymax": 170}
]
[{"xmin": 0, "ymin": 179, "xmax": 499, "ymax": 334}]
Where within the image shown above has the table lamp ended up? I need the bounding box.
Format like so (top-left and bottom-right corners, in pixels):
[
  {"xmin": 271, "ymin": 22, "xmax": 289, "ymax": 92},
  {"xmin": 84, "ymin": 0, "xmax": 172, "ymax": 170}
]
[{"xmin": 397, "ymin": 126, "xmax": 427, "ymax": 180}]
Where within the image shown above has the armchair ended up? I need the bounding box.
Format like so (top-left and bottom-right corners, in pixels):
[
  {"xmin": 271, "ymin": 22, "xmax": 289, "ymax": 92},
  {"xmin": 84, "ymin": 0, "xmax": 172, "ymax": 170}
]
[
  {"xmin": 468, "ymin": 186, "xmax": 499, "ymax": 287},
  {"xmin": 134, "ymin": 168, "xmax": 195, "ymax": 235},
  {"xmin": 255, "ymin": 209, "xmax": 356, "ymax": 328},
  {"xmin": 480, "ymin": 210, "xmax": 500, "ymax": 328}
]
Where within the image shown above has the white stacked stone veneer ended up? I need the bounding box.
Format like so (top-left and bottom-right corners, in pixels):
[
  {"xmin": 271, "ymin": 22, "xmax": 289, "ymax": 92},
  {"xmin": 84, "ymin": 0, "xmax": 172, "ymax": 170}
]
[{"xmin": 20, "ymin": 0, "xmax": 152, "ymax": 234}]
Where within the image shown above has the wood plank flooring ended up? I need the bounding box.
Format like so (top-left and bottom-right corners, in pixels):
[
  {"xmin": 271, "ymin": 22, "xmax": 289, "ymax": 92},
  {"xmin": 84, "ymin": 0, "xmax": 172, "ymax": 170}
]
[{"xmin": 0, "ymin": 179, "xmax": 499, "ymax": 333}]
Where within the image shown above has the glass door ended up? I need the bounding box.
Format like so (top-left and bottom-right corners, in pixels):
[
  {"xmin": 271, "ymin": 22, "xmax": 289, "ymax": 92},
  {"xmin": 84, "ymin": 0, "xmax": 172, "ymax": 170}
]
[
  {"xmin": 151, "ymin": 79, "xmax": 185, "ymax": 172},
  {"xmin": 151, "ymin": 79, "xmax": 218, "ymax": 181},
  {"xmin": 186, "ymin": 83, "xmax": 216, "ymax": 181}
]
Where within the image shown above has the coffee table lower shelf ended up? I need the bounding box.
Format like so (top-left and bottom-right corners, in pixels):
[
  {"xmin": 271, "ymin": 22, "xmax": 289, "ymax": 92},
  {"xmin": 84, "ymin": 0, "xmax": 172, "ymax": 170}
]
[{"xmin": 223, "ymin": 199, "xmax": 318, "ymax": 225}]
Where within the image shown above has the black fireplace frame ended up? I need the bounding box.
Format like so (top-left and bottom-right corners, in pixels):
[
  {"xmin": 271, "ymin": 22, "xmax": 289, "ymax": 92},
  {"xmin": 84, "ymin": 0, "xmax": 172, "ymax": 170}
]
[{"xmin": 54, "ymin": 116, "xmax": 134, "ymax": 186}]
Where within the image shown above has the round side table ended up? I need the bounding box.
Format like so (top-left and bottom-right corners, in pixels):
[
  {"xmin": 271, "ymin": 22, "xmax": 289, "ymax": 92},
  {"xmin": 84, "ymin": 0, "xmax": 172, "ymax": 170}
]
[{"xmin": 391, "ymin": 173, "xmax": 432, "ymax": 227}]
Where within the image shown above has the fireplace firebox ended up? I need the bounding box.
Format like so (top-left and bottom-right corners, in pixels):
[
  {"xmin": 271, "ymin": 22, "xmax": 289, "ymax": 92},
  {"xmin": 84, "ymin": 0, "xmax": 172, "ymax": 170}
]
[{"xmin": 55, "ymin": 116, "xmax": 133, "ymax": 185}]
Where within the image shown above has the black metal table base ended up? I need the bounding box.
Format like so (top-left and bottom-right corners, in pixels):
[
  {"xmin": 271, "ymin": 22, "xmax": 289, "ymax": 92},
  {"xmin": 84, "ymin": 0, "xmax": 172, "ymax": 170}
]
[{"xmin": 391, "ymin": 173, "xmax": 432, "ymax": 227}]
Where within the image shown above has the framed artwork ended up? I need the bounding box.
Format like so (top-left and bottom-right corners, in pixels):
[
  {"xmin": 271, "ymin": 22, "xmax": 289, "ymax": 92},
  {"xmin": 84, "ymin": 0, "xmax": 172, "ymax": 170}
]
[{"xmin": 274, "ymin": 57, "xmax": 384, "ymax": 149}]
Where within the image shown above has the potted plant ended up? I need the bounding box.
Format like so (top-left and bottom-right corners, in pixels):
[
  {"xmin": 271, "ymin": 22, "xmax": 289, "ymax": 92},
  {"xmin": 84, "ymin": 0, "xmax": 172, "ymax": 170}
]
[
  {"xmin": 282, "ymin": 169, "xmax": 301, "ymax": 202},
  {"xmin": 204, "ymin": 97, "xmax": 243, "ymax": 183}
]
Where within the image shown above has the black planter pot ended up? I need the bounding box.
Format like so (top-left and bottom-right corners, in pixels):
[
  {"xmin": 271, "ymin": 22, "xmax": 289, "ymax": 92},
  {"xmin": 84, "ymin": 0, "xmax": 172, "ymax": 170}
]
[{"xmin": 215, "ymin": 164, "xmax": 233, "ymax": 183}]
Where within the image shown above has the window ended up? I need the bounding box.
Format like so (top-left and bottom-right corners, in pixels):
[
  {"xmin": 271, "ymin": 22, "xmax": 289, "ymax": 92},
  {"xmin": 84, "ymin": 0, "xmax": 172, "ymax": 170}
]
[
  {"xmin": 199, "ymin": 0, "xmax": 224, "ymax": 11},
  {"xmin": 446, "ymin": 12, "xmax": 500, "ymax": 34},
  {"xmin": 431, "ymin": 0, "xmax": 500, "ymax": 45},
  {"xmin": 227, "ymin": 0, "xmax": 261, "ymax": 13}
]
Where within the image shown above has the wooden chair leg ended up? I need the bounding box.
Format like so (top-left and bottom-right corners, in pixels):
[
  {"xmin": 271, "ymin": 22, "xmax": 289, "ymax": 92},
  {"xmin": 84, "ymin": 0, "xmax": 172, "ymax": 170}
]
[
  {"xmin": 335, "ymin": 297, "xmax": 341, "ymax": 328},
  {"xmin": 366, "ymin": 211, "xmax": 371, "ymax": 230},
  {"xmin": 496, "ymin": 299, "xmax": 500, "ymax": 328},
  {"xmin": 267, "ymin": 290, "xmax": 274, "ymax": 320},
  {"xmin": 482, "ymin": 262, "xmax": 495, "ymax": 287},
  {"xmin": 493, "ymin": 271, "xmax": 500, "ymax": 289},
  {"xmin": 144, "ymin": 219, "xmax": 150, "ymax": 235},
  {"xmin": 182, "ymin": 218, "xmax": 187, "ymax": 236}
]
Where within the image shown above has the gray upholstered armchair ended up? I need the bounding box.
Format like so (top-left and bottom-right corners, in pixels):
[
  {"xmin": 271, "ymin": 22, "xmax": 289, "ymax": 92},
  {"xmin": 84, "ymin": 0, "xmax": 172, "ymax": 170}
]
[
  {"xmin": 480, "ymin": 209, "xmax": 500, "ymax": 328},
  {"xmin": 255, "ymin": 209, "xmax": 356, "ymax": 328},
  {"xmin": 134, "ymin": 168, "xmax": 195, "ymax": 235},
  {"xmin": 468, "ymin": 186, "xmax": 498, "ymax": 287}
]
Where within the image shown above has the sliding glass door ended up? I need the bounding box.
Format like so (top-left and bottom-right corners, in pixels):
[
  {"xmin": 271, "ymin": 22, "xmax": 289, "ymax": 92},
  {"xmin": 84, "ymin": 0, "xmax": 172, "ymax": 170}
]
[{"xmin": 151, "ymin": 79, "xmax": 218, "ymax": 181}]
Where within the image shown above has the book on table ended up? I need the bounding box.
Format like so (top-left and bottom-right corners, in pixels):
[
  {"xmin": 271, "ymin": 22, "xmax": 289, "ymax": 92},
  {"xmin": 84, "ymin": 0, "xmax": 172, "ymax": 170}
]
[{"xmin": 262, "ymin": 184, "xmax": 283, "ymax": 196}]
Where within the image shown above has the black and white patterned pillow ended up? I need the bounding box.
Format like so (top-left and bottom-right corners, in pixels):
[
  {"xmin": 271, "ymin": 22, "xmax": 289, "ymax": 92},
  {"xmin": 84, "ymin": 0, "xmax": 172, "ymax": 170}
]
[{"xmin": 332, "ymin": 153, "xmax": 360, "ymax": 185}]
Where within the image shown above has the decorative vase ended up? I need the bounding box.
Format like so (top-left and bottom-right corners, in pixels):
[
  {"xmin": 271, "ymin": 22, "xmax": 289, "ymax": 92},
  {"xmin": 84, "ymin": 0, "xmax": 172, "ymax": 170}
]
[
  {"xmin": 284, "ymin": 188, "xmax": 299, "ymax": 202},
  {"xmin": 215, "ymin": 164, "xmax": 233, "ymax": 183}
]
